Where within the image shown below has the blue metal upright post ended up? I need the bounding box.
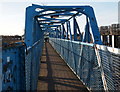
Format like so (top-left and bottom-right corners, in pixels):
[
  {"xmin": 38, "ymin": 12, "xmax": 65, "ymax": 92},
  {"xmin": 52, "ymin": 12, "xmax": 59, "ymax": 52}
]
[
  {"xmin": 83, "ymin": 6, "xmax": 102, "ymax": 44},
  {"xmin": 74, "ymin": 18, "xmax": 82, "ymax": 41},
  {"xmin": 83, "ymin": 17, "xmax": 91, "ymax": 43},
  {"xmin": 62, "ymin": 24, "xmax": 65, "ymax": 39},
  {"xmin": 25, "ymin": 6, "xmax": 38, "ymax": 47},
  {"xmin": 67, "ymin": 21, "xmax": 72, "ymax": 40},
  {"xmin": 73, "ymin": 17, "xmax": 77, "ymax": 41},
  {"xmin": 66, "ymin": 22, "xmax": 69, "ymax": 40}
]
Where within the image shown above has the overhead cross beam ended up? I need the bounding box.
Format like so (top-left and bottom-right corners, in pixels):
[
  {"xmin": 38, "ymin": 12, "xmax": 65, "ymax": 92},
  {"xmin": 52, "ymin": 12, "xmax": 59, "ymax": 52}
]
[{"xmin": 25, "ymin": 4, "xmax": 102, "ymax": 47}]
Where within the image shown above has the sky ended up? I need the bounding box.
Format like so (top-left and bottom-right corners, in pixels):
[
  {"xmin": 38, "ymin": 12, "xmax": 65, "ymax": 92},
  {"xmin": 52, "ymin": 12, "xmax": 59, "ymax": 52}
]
[{"xmin": 0, "ymin": 0, "xmax": 119, "ymax": 35}]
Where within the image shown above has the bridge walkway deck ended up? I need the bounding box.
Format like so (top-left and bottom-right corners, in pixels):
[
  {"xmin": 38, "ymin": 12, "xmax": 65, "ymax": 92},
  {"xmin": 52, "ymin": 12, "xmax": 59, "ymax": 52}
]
[{"xmin": 37, "ymin": 42, "xmax": 88, "ymax": 91}]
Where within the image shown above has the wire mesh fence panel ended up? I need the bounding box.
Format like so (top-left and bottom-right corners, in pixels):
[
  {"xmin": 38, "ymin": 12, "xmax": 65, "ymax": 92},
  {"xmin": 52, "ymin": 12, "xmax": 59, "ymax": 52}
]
[
  {"xmin": 111, "ymin": 53, "xmax": 120, "ymax": 90},
  {"xmin": 25, "ymin": 39, "xmax": 44, "ymax": 91},
  {"xmin": 50, "ymin": 38, "xmax": 120, "ymax": 91},
  {"xmin": 97, "ymin": 45, "xmax": 120, "ymax": 91},
  {"xmin": 25, "ymin": 48, "xmax": 32, "ymax": 90},
  {"xmin": 2, "ymin": 44, "xmax": 26, "ymax": 91}
]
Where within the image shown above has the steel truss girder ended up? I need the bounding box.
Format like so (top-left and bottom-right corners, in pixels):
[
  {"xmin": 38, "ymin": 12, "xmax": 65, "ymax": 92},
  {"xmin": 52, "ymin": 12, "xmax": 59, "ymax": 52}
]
[{"xmin": 25, "ymin": 4, "xmax": 102, "ymax": 47}]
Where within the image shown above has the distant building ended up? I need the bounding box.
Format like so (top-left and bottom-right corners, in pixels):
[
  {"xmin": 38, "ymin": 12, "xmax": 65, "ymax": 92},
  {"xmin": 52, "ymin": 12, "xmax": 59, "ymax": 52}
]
[{"xmin": 99, "ymin": 24, "xmax": 120, "ymax": 48}]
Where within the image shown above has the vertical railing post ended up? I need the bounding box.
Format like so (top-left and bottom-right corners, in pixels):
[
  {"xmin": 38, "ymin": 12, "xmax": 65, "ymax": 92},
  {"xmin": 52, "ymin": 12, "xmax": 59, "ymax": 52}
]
[
  {"xmin": 73, "ymin": 17, "xmax": 77, "ymax": 41},
  {"xmin": 84, "ymin": 7, "xmax": 102, "ymax": 44},
  {"xmin": 59, "ymin": 25, "xmax": 62, "ymax": 39},
  {"xmin": 66, "ymin": 22, "xmax": 69, "ymax": 40},
  {"xmin": 56, "ymin": 28, "xmax": 59, "ymax": 38},
  {"xmin": 67, "ymin": 21, "xmax": 72, "ymax": 40},
  {"xmin": 62, "ymin": 24, "xmax": 65, "ymax": 39},
  {"xmin": 74, "ymin": 18, "xmax": 82, "ymax": 41},
  {"xmin": 83, "ymin": 17, "xmax": 91, "ymax": 43}
]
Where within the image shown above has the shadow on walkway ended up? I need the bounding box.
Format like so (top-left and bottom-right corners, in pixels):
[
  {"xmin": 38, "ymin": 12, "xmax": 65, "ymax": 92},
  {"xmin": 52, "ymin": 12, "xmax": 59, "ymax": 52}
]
[{"xmin": 37, "ymin": 42, "xmax": 88, "ymax": 91}]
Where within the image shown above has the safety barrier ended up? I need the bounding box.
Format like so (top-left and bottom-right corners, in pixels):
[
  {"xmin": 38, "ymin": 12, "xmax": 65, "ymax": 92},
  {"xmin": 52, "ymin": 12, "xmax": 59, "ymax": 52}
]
[
  {"xmin": 25, "ymin": 39, "xmax": 44, "ymax": 91},
  {"xmin": 1, "ymin": 38, "xmax": 44, "ymax": 91},
  {"xmin": 49, "ymin": 38, "xmax": 120, "ymax": 91},
  {"xmin": 1, "ymin": 36, "xmax": 119, "ymax": 91},
  {"xmin": 2, "ymin": 43, "xmax": 25, "ymax": 91}
]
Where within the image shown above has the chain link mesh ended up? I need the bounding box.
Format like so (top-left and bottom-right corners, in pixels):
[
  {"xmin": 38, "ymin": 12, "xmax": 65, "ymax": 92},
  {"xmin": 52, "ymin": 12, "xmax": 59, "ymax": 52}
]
[
  {"xmin": 50, "ymin": 38, "xmax": 120, "ymax": 91},
  {"xmin": 25, "ymin": 39, "xmax": 44, "ymax": 90}
]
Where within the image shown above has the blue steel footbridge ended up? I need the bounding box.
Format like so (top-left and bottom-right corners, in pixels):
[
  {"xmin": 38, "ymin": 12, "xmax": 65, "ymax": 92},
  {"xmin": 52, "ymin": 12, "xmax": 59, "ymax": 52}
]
[{"xmin": 1, "ymin": 4, "xmax": 120, "ymax": 91}]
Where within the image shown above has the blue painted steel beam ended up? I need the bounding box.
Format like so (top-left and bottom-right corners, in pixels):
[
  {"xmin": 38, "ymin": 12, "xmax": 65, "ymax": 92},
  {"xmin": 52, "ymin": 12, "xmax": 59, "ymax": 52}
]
[
  {"xmin": 25, "ymin": 6, "xmax": 40, "ymax": 47},
  {"xmin": 67, "ymin": 21, "xmax": 72, "ymax": 40},
  {"xmin": 39, "ymin": 13, "xmax": 82, "ymax": 25},
  {"xmin": 40, "ymin": 25, "xmax": 61, "ymax": 28},
  {"xmin": 39, "ymin": 20, "xmax": 64, "ymax": 23},
  {"xmin": 62, "ymin": 24, "xmax": 66, "ymax": 39},
  {"xmin": 59, "ymin": 26, "xmax": 62, "ymax": 39},
  {"xmin": 66, "ymin": 22, "xmax": 69, "ymax": 40},
  {"xmin": 73, "ymin": 17, "xmax": 77, "ymax": 41},
  {"xmin": 36, "ymin": 5, "xmax": 102, "ymax": 44},
  {"xmin": 24, "ymin": 4, "xmax": 104, "ymax": 91},
  {"xmin": 25, "ymin": 4, "xmax": 102, "ymax": 47},
  {"xmin": 62, "ymin": 12, "xmax": 82, "ymax": 26},
  {"xmin": 36, "ymin": 9, "xmax": 82, "ymax": 18},
  {"xmin": 49, "ymin": 13, "xmax": 79, "ymax": 16},
  {"xmin": 82, "ymin": 7, "xmax": 102, "ymax": 44},
  {"xmin": 39, "ymin": 22, "xmax": 62, "ymax": 25},
  {"xmin": 39, "ymin": 19, "xmax": 67, "ymax": 22},
  {"xmin": 38, "ymin": 12, "xmax": 82, "ymax": 17},
  {"xmin": 39, "ymin": 17, "xmax": 67, "ymax": 21},
  {"xmin": 74, "ymin": 18, "xmax": 82, "ymax": 41},
  {"xmin": 32, "ymin": 4, "xmax": 90, "ymax": 9},
  {"xmin": 83, "ymin": 17, "xmax": 91, "ymax": 43}
]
